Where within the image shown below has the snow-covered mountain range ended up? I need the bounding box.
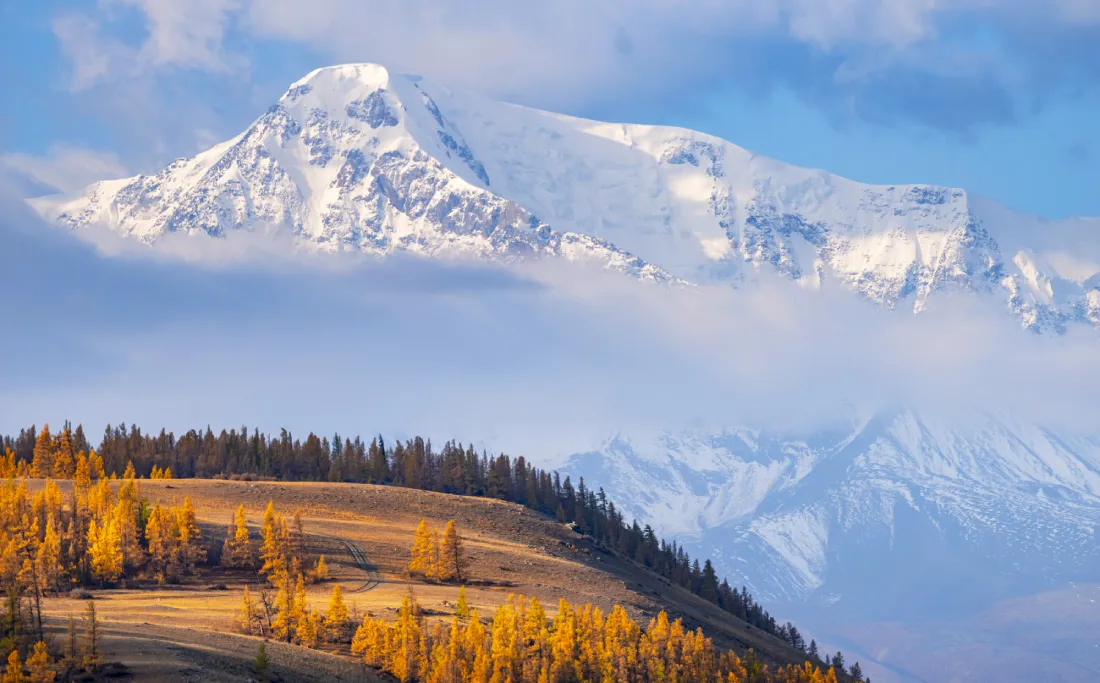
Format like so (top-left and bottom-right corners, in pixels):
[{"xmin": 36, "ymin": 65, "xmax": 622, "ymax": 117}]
[
  {"xmin": 557, "ymin": 411, "xmax": 1100, "ymax": 681},
  {"xmin": 563, "ymin": 412, "xmax": 1100, "ymax": 612},
  {"xmin": 34, "ymin": 63, "xmax": 1100, "ymax": 332}
]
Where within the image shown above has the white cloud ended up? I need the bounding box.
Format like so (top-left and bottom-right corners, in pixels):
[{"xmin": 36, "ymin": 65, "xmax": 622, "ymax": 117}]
[
  {"xmin": 4, "ymin": 189, "xmax": 1098, "ymax": 459},
  {"xmin": 237, "ymin": 0, "xmax": 1100, "ymax": 96},
  {"xmin": 109, "ymin": 0, "xmax": 243, "ymax": 70},
  {"xmin": 52, "ymin": 13, "xmax": 133, "ymax": 92},
  {"xmin": 47, "ymin": 0, "xmax": 1100, "ymax": 132},
  {"xmin": 53, "ymin": 0, "xmax": 242, "ymax": 92},
  {"xmin": 784, "ymin": 0, "xmax": 942, "ymax": 47},
  {"xmin": 241, "ymin": 0, "xmax": 761, "ymax": 104},
  {"xmin": 0, "ymin": 145, "xmax": 128, "ymax": 195}
]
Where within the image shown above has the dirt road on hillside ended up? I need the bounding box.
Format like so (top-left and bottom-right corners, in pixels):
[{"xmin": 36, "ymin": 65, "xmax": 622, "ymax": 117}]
[{"xmin": 314, "ymin": 533, "xmax": 382, "ymax": 593}]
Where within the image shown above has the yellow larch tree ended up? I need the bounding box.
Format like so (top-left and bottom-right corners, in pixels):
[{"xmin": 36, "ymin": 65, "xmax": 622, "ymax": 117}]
[
  {"xmin": 323, "ymin": 583, "xmax": 349, "ymax": 640},
  {"xmin": 113, "ymin": 498, "xmax": 143, "ymax": 571},
  {"xmin": 455, "ymin": 585, "xmax": 470, "ymax": 622},
  {"xmin": 236, "ymin": 585, "xmax": 259, "ymax": 635},
  {"xmin": 87, "ymin": 450, "xmax": 105, "ymax": 480},
  {"xmin": 271, "ymin": 570, "xmax": 304, "ymax": 644},
  {"xmin": 489, "ymin": 594, "xmax": 520, "ymax": 683},
  {"xmin": 408, "ymin": 519, "xmax": 433, "ymax": 576},
  {"xmin": 25, "ymin": 641, "xmax": 53, "ymax": 683},
  {"xmin": 464, "ymin": 608, "xmax": 491, "ymax": 682},
  {"xmin": 292, "ymin": 573, "xmax": 311, "ymax": 645},
  {"xmin": 425, "ymin": 614, "xmax": 464, "ymax": 683},
  {"xmin": 439, "ymin": 520, "xmax": 464, "ymax": 582},
  {"xmin": 351, "ymin": 616, "xmax": 387, "ymax": 668},
  {"xmin": 522, "ymin": 596, "xmax": 550, "ymax": 682},
  {"xmin": 144, "ymin": 501, "xmax": 176, "ymax": 581},
  {"xmin": 2, "ymin": 649, "xmax": 24, "ymax": 683},
  {"xmin": 548, "ymin": 598, "xmax": 576, "ymax": 682},
  {"xmin": 30, "ymin": 425, "xmax": 52, "ymax": 480},
  {"xmin": 86, "ymin": 479, "xmax": 112, "ymax": 521},
  {"xmin": 603, "ymin": 604, "xmax": 642, "ymax": 681},
  {"xmin": 302, "ymin": 608, "xmax": 322, "ymax": 649},
  {"xmin": 52, "ymin": 427, "xmax": 75, "ymax": 479},
  {"xmin": 0, "ymin": 450, "xmax": 16, "ymax": 478},
  {"xmin": 30, "ymin": 480, "xmax": 61, "ymax": 540},
  {"xmin": 87, "ymin": 516, "xmax": 122, "ymax": 584},
  {"xmin": 73, "ymin": 453, "xmax": 90, "ymax": 488},
  {"xmin": 270, "ymin": 571, "xmax": 292, "ymax": 642},
  {"xmin": 222, "ymin": 504, "xmax": 252, "ymax": 568},
  {"xmin": 175, "ymin": 497, "xmax": 205, "ymax": 575},
  {"xmin": 426, "ymin": 528, "xmax": 443, "ymax": 582},
  {"xmin": 259, "ymin": 501, "xmax": 286, "ymax": 578},
  {"xmin": 393, "ymin": 590, "xmax": 424, "ymax": 683},
  {"xmin": 34, "ymin": 515, "xmax": 61, "ymax": 593}
]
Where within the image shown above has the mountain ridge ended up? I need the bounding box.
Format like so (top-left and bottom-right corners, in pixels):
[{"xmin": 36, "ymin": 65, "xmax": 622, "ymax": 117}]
[
  {"xmin": 560, "ymin": 409, "xmax": 1100, "ymax": 610},
  {"xmin": 32, "ymin": 62, "xmax": 1100, "ymax": 332}
]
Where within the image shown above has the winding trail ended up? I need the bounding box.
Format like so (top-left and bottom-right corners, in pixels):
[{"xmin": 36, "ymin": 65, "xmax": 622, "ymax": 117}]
[{"xmin": 314, "ymin": 534, "xmax": 382, "ymax": 593}]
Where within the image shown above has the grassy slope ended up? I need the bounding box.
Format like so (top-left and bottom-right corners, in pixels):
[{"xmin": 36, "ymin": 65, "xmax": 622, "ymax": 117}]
[{"xmin": 39, "ymin": 479, "xmax": 812, "ymax": 680}]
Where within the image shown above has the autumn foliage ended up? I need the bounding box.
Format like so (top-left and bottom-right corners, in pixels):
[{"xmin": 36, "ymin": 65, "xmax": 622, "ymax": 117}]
[
  {"xmin": 0, "ymin": 425, "xmax": 866, "ymax": 681},
  {"xmin": 0, "ymin": 466, "xmax": 204, "ymax": 595},
  {"xmin": 351, "ymin": 590, "xmax": 841, "ymax": 683},
  {"xmin": 408, "ymin": 519, "xmax": 464, "ymax": 582}
]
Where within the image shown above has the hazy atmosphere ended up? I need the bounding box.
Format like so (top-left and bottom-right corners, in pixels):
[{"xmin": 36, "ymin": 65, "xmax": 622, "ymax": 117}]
[
  {"xmin": 1, "ymin": 2, "xmax": 1098, "ymax": 682},
  {"xmin": 5, "ymin": 187, "xmax": 1098, "ymax": 451}
]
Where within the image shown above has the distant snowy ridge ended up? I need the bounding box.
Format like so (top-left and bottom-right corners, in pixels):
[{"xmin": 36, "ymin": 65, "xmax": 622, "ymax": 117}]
[
  {"xmin": 33, "ymin": 63, "xmax": 1100, "ymax": 330},
  {"xmin": 562, "ymin": 410, "xmax": 1100, "ymax": 608}
]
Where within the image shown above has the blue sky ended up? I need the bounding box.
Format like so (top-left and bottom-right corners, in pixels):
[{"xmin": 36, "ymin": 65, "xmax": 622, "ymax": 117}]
[{"xmin": 1, "ymin": 0, "xmax": 1098, "ymax": 219}]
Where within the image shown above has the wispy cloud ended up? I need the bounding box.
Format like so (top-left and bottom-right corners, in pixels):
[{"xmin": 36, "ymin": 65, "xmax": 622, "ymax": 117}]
[
  {"xmin": 47, "ymin": 0, "xmax": 1100, "ymax": 132},
  {"xmin": 51, "ymin": 13, "xmax": 123, "ymax": 93},
  {"xmin": 3, "ymin": 188, "xmax": 1097, "ymax": 460},
  {"xmin": 108, "ymin": 0, "xmax": 243, "ymax": 70},
  {"xmin": 53, "ymin": 0, "xmax": 243, "ymax": 92},
  {"xmin": 0, "ymin": 145, "xmax": 127, "ymax": 195}
]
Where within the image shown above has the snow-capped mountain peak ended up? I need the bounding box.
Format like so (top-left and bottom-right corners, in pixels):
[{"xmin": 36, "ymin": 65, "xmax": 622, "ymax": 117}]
[{"xmin": 32, "ymin": 62, "xmax": 1100, "ymax": 330}]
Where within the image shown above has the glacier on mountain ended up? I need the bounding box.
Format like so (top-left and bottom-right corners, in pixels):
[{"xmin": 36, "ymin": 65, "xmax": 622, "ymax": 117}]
[{"xmin": 33, "ymin": 63, "xmax": 1100, "ymax": 332}]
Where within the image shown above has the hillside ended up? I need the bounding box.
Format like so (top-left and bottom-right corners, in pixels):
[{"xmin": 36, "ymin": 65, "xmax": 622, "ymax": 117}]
[
  {"xmin": 8, "ymin": 419, "xmax": 1097, "ymax": 680},
  {"xmin": 29, "ymin": 478, "xmax": 821, "ymax": 681}
]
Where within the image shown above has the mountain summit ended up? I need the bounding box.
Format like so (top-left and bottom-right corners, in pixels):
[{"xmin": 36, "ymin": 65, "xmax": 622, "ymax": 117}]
[{"xmin": 34, "ymin": 63, "xmax": 1100, "ymax": 330}]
